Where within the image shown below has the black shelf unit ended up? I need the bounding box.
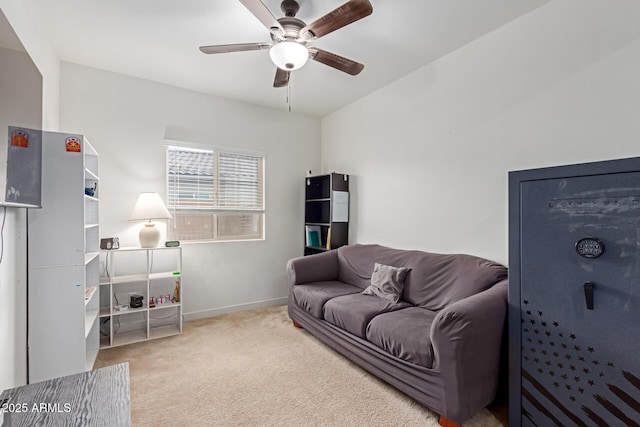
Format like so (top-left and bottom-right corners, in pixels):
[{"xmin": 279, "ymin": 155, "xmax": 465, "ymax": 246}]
[{"xmin": 304, "ymin": 173, "xmax": 349, "ymax": 256}]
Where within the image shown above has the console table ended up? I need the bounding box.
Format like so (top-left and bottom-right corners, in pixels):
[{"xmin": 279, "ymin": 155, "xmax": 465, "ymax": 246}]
[{"xmin": 0, "ymin": 363, "xmax": 130, "ymax": 426}]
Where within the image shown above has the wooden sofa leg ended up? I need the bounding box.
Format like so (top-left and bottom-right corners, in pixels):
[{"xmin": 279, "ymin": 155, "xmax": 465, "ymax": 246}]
[
  {"xmin": 292, "ymin": 321, "xmax": 302, "ymax": 329},
  {"xmin": 438, "ymin": 416, "xmax": 460, "ymax": 427}
]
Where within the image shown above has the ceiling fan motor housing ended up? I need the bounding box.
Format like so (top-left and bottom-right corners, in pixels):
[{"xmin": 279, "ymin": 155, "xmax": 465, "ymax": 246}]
[
  {"xmin": 272, "ymin": 17, "xmax": 306, "ymax": 41},
  {"xmin": 270, "ymin": 1, "xmax": 307, "ymax": 71}
]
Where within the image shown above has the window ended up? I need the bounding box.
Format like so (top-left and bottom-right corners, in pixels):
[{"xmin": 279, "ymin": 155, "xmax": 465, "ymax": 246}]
[{"xmin": 166, "ymin": 145, "xmax": 264, "ymax": 241}]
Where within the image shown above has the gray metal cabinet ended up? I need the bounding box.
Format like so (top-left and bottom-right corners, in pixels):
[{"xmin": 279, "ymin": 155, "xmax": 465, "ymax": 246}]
[{"xmin": 509, "ymin": 157, "xmax": 640, "ymax": 426}]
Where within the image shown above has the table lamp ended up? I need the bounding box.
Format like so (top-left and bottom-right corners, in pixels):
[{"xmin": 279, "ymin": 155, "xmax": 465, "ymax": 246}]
[{"xmin": 129, "ymin": 192, "xmax": 172, "ymax": 248}]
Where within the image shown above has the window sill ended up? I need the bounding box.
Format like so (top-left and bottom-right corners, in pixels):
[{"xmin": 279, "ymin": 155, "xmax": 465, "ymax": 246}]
[{"xmin": 173, "ymin": 238, "xmax": 265, "ymax": 245}]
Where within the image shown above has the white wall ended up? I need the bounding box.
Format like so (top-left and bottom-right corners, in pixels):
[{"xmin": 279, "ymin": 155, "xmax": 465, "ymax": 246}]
[
  {"xmin": 0, "ymin": 2, "xmax": 59, "ymax": 131},
  {"xmin": 321, "ymin": 0, "xmax": 640, "ymax": 265},
  {"xmin": 59, "ymin": 63, "xmax": 320, "ymax": 319},
  {"xmin": 0, "ymin": 46, "xmax": 44, "ymax": 389}
]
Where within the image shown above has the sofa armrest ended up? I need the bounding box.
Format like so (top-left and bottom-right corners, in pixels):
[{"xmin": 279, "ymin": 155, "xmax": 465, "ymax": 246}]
[
  {"xmin": 286, "ymin": 250, "xmax": 340, "ymax": 287},
  {"xmin": 429, "ymin": 279, "xmax": 508, "ymax": 420}
]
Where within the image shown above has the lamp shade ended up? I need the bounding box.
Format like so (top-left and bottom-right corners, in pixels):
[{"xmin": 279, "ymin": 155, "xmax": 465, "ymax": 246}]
[
  {"xmin": 269, "ymin": 41, "xmax": 309, "ymax": 71},
  {"xmin": 128, "ymin": 192, "xmax": 172, "ymax": 221}
]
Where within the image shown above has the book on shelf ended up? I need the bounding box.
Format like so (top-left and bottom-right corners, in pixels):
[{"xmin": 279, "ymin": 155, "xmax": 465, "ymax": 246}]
[{"xmin": 305, "ymin": 225, "xmax": 321, "ymax": 247}]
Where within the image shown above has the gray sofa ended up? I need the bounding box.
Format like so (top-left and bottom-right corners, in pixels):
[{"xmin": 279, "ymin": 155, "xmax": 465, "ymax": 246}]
[{"xmin": 287, "ymin": 244, "xmax": 508, "ymax": 425}]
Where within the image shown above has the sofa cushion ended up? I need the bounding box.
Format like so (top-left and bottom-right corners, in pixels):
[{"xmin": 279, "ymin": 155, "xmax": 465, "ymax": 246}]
[
  {"xmin": 338, "ymin": 244, "xmax": 410, "ymax": 290},
  {"xmin": 366, "ymin": 307, "xmax": 437, "ymax": 369},
  {"xmin": 362, "ymin": 263, "xmax": 411, "ymax": 303},
  {"xmin": 337, "ymin": 244, "xmax": 507, "ymax": 310},
  {"xmin": 405, "ymin": 253, "xmax": 507, "ymax": 310},
  {"xmin": 291, "ymin": 281, "xmax": 360, "ymax": 319},
  {"xmin": 323, "ymin": 293, "xmax": 411, "ymax": 339}
]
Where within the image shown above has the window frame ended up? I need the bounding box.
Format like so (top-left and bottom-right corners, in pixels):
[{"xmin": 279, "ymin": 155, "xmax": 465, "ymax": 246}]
[{"xmin": 165, "ymin": 141, "xmax": 266, "ymax": 243}]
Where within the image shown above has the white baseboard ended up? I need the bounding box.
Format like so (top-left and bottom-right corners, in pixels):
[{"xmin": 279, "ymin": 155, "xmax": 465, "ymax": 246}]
[{"xmin": 183, "ymin": 297, "xmax": 288, "ymax": 322}]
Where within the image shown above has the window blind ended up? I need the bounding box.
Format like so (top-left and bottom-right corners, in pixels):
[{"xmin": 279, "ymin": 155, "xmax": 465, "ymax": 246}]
[
  {"xmin": 167, "ymin": 146, "xmax": 215, "ymax": 209},
  {"xmin": 218, "ymin": 152, "xmax": 263, "ymax": 210},
  {"xmin": 166, "ymin": 145, "xmax": 264, "ymax": 241}
]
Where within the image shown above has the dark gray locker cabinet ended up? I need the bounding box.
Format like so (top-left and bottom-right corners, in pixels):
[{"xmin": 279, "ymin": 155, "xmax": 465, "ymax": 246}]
[{"xmin": 509, "ymin": 158, "xmax": 640, "ymax": 427}]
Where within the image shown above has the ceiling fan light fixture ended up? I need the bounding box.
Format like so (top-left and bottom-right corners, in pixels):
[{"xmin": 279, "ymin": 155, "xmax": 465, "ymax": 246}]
[{"xmin": 269, "ymin": 41, "xmax": 308, "ymax": 71}]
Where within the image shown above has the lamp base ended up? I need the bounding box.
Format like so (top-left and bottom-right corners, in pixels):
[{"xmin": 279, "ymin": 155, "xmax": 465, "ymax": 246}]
[{"xmin": 139, "ymin": 222, "xmax": 160, "ymax": 248}]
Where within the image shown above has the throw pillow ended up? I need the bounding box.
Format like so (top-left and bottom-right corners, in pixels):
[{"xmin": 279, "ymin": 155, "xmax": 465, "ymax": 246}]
[{"xmin": 362, "ymin": 263, "xmax": 411, "ymax": 303}]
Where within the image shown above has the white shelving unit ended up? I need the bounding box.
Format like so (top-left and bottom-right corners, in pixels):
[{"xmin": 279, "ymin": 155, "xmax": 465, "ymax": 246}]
[
  {"xmin": 99, "ymin": 246, "xmax": 182, "ymax": 348},
  {"xmin": 27, "ymin": 132, "xmax": 100, "ymax": 383}
]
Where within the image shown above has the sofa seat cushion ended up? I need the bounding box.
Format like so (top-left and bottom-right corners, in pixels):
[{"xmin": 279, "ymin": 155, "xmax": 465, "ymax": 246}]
[
  {"xmin": 291, "ymin": 281, "xmax": 361, "ymax": 319},
  {"xmin": 365, "ymin": 307, "xmax": 437, "ymax": 369},
  {"xmin": 323, "ymin": 294, "xmax": 411, "ymax": 339}
]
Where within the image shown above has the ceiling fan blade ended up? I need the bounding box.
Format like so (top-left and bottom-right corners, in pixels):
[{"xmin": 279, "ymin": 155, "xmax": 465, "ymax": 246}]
[
  {"xmin": 309, "ymin": 48, "xmax": 364, "ymax": 76},
  {"xmin": 199, "ymin": 43, "xmax": 271, "ymax": 54},
  {"xmin": 239, "ymin": 0, "xmax": 284, "ymax": 35},
  {"xmin": 273, "ymin": 68, "xmax": 290, "ymax": 88},
  {"xmin": 299, "ymin": 0, "xmax": 372, "ymax": 40}
]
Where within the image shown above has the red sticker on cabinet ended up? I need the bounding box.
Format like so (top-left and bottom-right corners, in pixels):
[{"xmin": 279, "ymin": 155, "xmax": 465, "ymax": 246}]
[
  {"xmin": 10, "ymin": 129, "xmax": 29, "ymax": 147},
  {"xmin": 65, "ymin": 136, "xmax": 81, "ymax": 152}
]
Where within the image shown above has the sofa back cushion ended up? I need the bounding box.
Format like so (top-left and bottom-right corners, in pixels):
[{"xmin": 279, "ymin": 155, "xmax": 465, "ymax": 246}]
[{"xmin": 337, "ymin": 244, "xmax": 507, "ymax": 310}]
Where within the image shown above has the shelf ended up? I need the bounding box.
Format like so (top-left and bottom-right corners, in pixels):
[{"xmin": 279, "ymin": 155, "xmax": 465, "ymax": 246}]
[
  {"xmin": 84, "ymin": 286, "xmax": 97, "ymax": 306},
  {"xmin": 110, "ymin": 273, "xmax": 148, "ymax": 284},
  {"xmin": 85, "ymin": 251, "xmax": 99, "ymax": 265},
  {"xmin": 107, "ymin": 330, "xmax": 148, "ymax": 348},
  {"xmin": 99, "ymin": 245, "xmax": 182, "ymax": 349},
  {"xmin": 149, "ymin": 302, "xmax": 180, "ymax": 310},
  {"xmin": 149, "ymin": 271, "xmax": 181, "ymax": 280},
  {"xmin": 26, "ymin": 131, "xmax": 101, "ymax": 382},
  {"xmin": 85, "ymin": 309, "xmax": 99, "ymax": 337},
  {"xmin": 98, "ymin": 325, "xmax": 180, "ymax": 349},
  {"xmin": 99, "ymin": 336, "xmax": 110, "ymax": 348},
  {"xmin": 303, "ymin": 173, "xmax": 349, "ymax": 255},
  {"xmin": 305, "ymin": 246, "xmax": 328, "ymax": 252},
  {"xmin": 110, "ymin": 305, "xmax": 148, "ymax": 316},
  {"xmin": 150, "ymin": 325, "xmax": 181, "ymax": 340},
  {"xmin": 84, "ymin": 168, "xmax": 99, "ymax": 181},
  {"xmin": 110, "ymin": 246, "xmax": 182, "ymax": 252},
  {"xmin": 102, "ymin": 271, "xmax": 180, "ymax": 284}
]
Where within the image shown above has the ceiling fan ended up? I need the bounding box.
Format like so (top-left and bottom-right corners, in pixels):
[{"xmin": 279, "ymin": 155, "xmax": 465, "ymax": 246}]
[{"xmin": 199, "ymin": 0, "xmax": 373, "ymax": 88}]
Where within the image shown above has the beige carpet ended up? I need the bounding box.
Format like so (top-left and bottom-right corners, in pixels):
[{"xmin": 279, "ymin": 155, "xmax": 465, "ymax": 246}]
[{"xmin": 95, "ymin": 305, "xmax": 504, "ymax": 426}]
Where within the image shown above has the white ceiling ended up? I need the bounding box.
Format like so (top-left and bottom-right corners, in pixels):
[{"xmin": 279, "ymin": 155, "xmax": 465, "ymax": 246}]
[{"xmin": 30, "ymin": 0, "xmax": 549, "ymax": 117}]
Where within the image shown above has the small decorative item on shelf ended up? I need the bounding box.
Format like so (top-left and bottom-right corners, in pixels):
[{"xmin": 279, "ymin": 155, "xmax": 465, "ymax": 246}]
[
  {"xmin": 84, "ymin": 182, "xmax": 97, "ymax": 197},
  {"xmin": 129, "ymin": 293, "xmax": 143, "ymax": 309},
  {"xmin": 173, "ymin": 280, "xmax": 180, "ymax": 303},
  {"xmin": 100, "ymin": 237, "xmax": 120, "ymax": 250},
  {"xmin": 150, "ymin": 294, "xmax": 175, "ymax": 306},
  {"xmin": 305, "ymin": 225, "xmax": 321, "ymax": 247}
]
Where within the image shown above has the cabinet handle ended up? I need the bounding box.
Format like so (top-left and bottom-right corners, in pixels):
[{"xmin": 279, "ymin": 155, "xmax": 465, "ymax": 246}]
[{"xmin": 583, "ymin": 282, "xmax": 594, "ymax": 310}]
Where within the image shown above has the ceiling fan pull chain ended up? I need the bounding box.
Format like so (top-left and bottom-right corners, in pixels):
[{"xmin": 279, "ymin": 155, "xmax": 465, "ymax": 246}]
[{"xmin": 287, "ymin": 80, "xmax": 292, "ymax": 112}]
